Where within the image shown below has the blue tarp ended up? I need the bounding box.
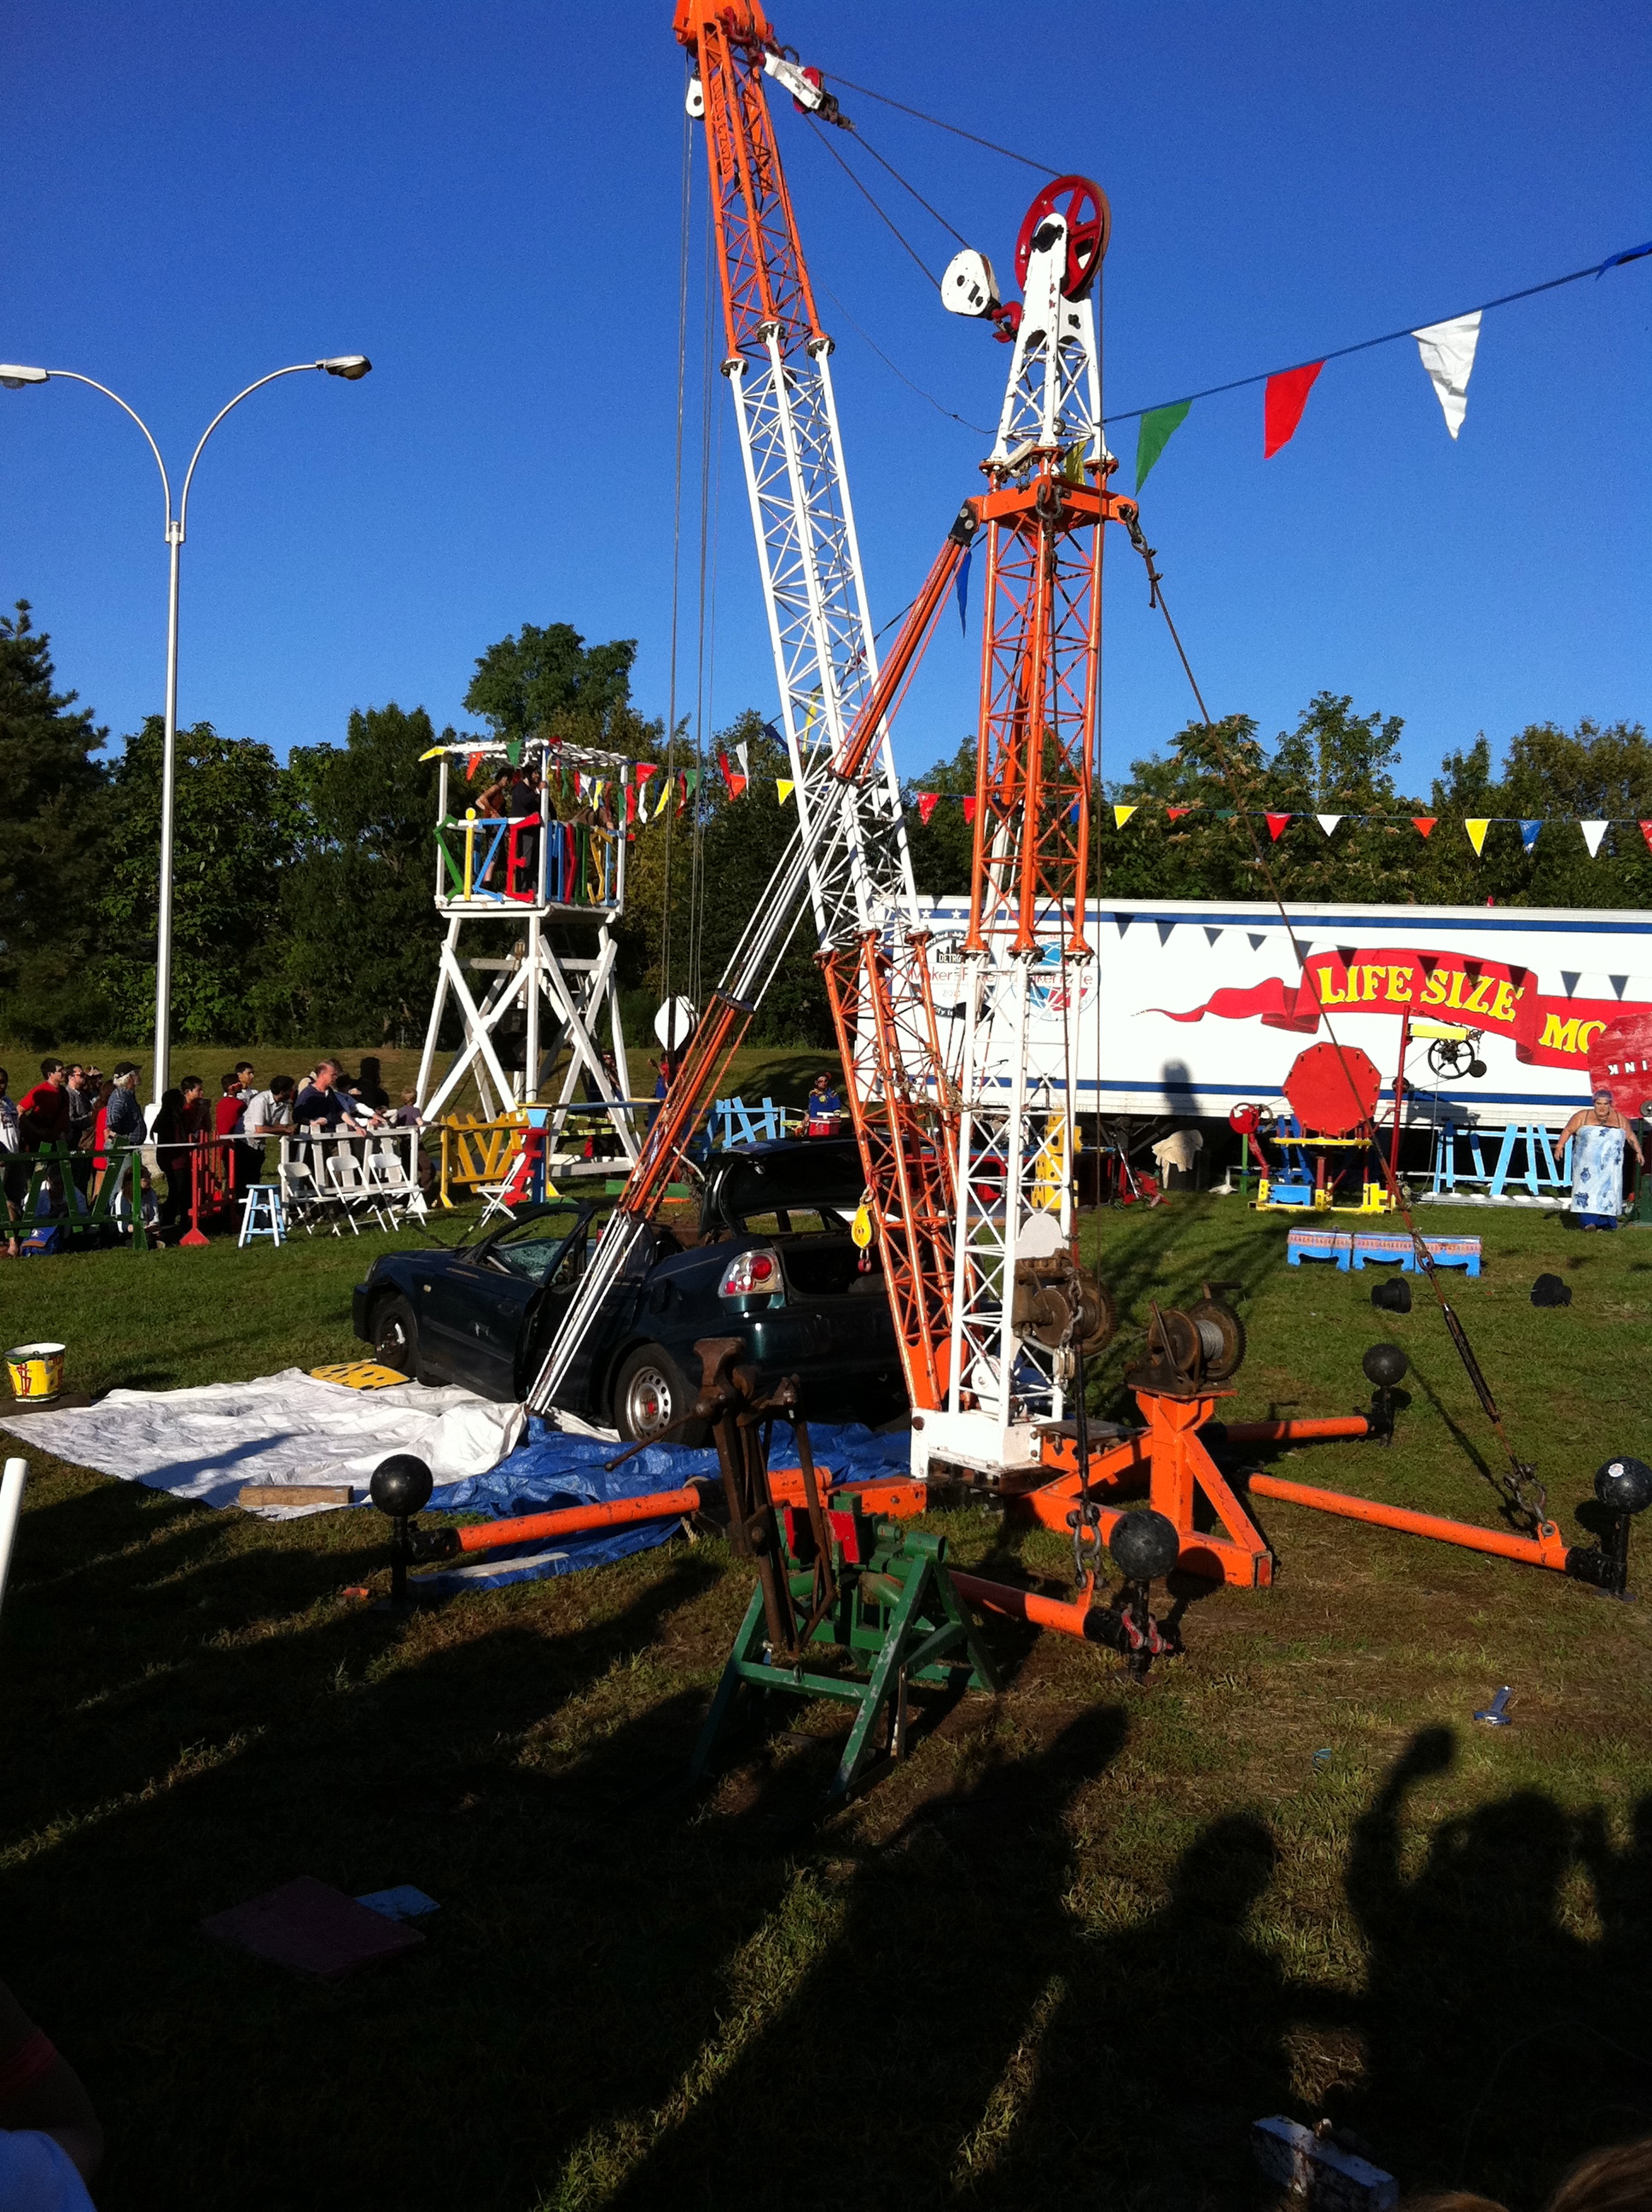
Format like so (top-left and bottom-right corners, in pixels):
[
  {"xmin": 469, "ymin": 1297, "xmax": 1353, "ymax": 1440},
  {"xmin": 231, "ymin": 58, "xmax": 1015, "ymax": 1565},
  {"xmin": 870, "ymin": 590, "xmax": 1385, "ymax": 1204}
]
[{"xmin": 413, "ymin": 1417, "xmax": 911, "ymax": 1593}]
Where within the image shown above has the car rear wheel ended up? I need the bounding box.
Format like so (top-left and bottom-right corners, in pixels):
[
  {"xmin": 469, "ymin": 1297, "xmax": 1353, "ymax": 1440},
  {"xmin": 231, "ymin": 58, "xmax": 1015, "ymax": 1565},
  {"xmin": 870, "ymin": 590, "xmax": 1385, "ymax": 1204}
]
[
  {"xmin": 372, "ymin": 1294, "xmax": 423, "ymax": 1382},
  {"xmin": 614, "ymin": 1342, "xmax": 707, "ymax": 1447}
]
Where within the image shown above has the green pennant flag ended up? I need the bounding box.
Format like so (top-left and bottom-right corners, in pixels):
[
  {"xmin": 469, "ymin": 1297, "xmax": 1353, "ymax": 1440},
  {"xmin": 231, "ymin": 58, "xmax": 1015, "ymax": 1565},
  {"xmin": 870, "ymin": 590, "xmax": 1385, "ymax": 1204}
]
[{"xmin": 1135, "ymin": 400, "xmax": 1191, "ymax": 492}]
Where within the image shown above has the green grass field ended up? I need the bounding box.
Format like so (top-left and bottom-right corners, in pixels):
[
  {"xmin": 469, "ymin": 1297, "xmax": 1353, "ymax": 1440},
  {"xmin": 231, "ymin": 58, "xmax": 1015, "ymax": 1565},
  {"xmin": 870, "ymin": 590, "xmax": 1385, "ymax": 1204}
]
[{"xmin": 1, "ymin": 1196, "xmax": 1649, "ymax": 2210}]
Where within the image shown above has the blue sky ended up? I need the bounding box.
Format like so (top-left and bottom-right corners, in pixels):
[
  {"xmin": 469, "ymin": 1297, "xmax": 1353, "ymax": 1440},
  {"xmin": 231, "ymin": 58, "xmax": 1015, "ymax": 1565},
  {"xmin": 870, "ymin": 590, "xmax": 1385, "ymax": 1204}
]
[{"xmin": 3, "ymin": 0, "xmax": 1646, "ymax": 799}]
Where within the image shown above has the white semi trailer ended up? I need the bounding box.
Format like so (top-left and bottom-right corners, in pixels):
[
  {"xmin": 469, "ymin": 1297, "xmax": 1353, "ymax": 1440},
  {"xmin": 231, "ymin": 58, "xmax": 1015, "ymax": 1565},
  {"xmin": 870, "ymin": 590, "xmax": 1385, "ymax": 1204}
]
[{"xmin": 920, "ymin": 895, "xmax": 1652, "ymax": 1136}]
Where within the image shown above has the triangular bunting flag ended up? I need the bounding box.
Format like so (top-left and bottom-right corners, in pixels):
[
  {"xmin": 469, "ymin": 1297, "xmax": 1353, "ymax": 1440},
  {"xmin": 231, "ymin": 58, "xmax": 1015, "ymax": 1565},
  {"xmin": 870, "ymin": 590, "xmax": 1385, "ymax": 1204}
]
[
  {"xmin": 1640, "ymin": 821, "xmax": 1652, "ymax": 854},
  {"xmin": 777, "ymin": 778, "xmax": 794, "ymax": 805},
  {"xmin": 1581, "ymin": 819, "xmax": 1609, "ymax": 858},
  {"xmin": 1561, "ymin": 972, "xmax": 1580, "ymax": 996},
  {"xmin": 1315, "ymin": 813, "xmax": 1342, "ymax": 836},
  {"xmin": 736, "ymin": 742, "xmax": 751, "ymax": 781},
  {"xmin": 1265, "ymin": 812, "xmax": 1293, "ymax": 841},
  {"xmin": 1204, "ymin": 927, "xmax": 1223, "ymax": 946},
  {"xmin": 465, "ymin": 750, "xmax": 484, "ymax": 779},
  {"xmin": 962, "ymin": 795, "xmax": 978, "ymax": 824},
  {"xmin": 654, "ymin": 777, "xmax": 672, "ymax": 818},
  {"xmin": 1115, "ymin": 915, "xmax": 1131, "ymax": 935},
  {"xmin": 1412, "ymin": 311, "xmax": 1481, "ymax": 440},
  {"xmin": 763, "ymin": 719, "xmax": 783, "ymax": 748},
  {"xmin": 1264, "ymin": 362, "xmax": 1323, "ymax": 457},
  {"xmin": 1135, "ymin": 399, "xmax": 1191, "ymax": 492},
  {"xmin": 916, "ymin": 792, "xmax": 940, "ymax": 825},
  {"xmin": 1166, "ymin": 806, "xmax": 1193, "ymax": 822},
  {"xmin": 1412, "ymin": 818, "xmax": 1437, "ymax": 839},
  {"xmin": 956, "ymin": 545, "xmax": 972, "ymax": 634},
  {"xmin": 635, "ymin": 762, "xmax": 658, "ymax": 787},
  {"xmin": 1518, "ymin": 819, "xmax": 1542, "ymax": 853},
  {"xmin": 1610, "ymin": 975, "xmax": 1630, "ymax": 998},
  {"xmin": 1113, "ymin": 804, "xmax": 1137, "ymax": 830},
  {"xmin": 717, "ymin": 750, "xmax": 747, "ymax": 800},
  {"xmin": 1248, "ymin": 934, "xmax": 1266, "ymax": 950},
  {"xmin": 625, "ymin": 782, "xmax": 638, "ymax": 824},
  {"xmin": 1156, "ymin": 920, "xmax": 1176, "ymax": 944},
  {"xmin": 1464, "ymin": 818, "xmax": 1491, "ymax": 856}
]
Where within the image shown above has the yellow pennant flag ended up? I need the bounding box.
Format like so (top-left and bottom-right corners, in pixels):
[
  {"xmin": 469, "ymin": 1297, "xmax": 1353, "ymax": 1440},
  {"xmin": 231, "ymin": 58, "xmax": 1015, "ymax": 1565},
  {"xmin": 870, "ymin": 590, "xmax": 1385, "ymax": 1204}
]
[
  {"xmin": 654, "ymin": 778, "xmax": 671, "ymax": 818},
  {"xmin": 1464, "ymin": 818, "xmax": 1491, "ymax": 856},
  {"xmin": 1113, "ymin": 804, "xmax": 1137, "ymax": 830},
  {"xmin": 777, "ymin": 779, "xmax": 795, "ymax": 805}
]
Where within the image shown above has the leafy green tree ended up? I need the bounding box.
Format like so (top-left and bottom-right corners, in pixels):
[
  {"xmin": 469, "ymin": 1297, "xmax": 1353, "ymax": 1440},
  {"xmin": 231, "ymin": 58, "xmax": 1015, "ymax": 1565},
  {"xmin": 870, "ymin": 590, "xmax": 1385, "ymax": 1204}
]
[
  {"xmin": 0, "ymin": 602, "xmax": 110, "ymax": 1043},
  {"xmin": 1416, "ymin": 719, "xmax": 1652, "ymax": 909},
  {"xmin": 620, "ymin": 713, "xmax": 833, "ymax": 1047},
  {"xmin": 464, "ymin": 622, "xmax": 637, "ymax": 745},
  {"xmin": 257, "ymin": 703, "xmax": 449, "ymax": 1044},
  {"xmin": 98, "ymin": 719, "xmax": 293, "ymax": 1044},
  {"xmin": 903, "ymin": 736, "xmax": 979, "ymax": 900}
]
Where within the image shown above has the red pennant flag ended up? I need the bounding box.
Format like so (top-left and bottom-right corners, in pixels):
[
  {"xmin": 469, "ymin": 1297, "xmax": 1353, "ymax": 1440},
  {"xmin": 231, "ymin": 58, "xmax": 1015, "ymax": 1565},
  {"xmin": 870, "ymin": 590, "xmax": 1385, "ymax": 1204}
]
[
  {"xmin": 963, "ymin": 795, "xmax": 978, "ymax": 824},
  {"xmin": 1639, "ymin": 820, "xmax": 1652, "ymax": 853},
  {"xmin": 1264, "ymin": 362, "xmax": 1324, "ymax": 457},
  {"xmin": 1265, "ymin": 812, "xmax": 1293, "ymax": 841},
  {"xmin": 1411, "ymin": 817, "xmax": 1437, "ymax": 839},
  {"xmin": 916, "ymin": 792, "xmax": 940, "ymax": 825},
  {"xmin": 634, "ymin": 762, "xmax": 658, "ymax": 787},
  {"xmin": 625, "ymin": 783, "xmax": 637, "ymax": 824},
  {"xmin": 465, "ymin": 751, "xmax": 484, "ymax": 779},
  {"xmin": 1166, "ymin": 806, "xmax": 1192, "ymax": 822},
  {"xmin": 718, "ymin": 749, "xmax": 747, "ymax": 801}
]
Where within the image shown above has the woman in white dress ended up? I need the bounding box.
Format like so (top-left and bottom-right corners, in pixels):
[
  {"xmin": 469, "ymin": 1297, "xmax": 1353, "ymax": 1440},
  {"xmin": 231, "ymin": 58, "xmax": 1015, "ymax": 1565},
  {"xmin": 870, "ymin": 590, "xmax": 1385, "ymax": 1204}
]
[{"xmin": 1558, "ymin": 1086, "xmax": 1643, "ymax": 1230}]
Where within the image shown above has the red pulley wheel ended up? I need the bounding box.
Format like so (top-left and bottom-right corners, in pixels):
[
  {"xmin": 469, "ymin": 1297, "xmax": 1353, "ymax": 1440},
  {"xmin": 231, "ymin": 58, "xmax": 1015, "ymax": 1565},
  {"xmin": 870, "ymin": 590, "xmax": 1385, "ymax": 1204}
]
[{"xmin": 1014, "ymin": 174, "xmax": 1111, "ymax": 300}]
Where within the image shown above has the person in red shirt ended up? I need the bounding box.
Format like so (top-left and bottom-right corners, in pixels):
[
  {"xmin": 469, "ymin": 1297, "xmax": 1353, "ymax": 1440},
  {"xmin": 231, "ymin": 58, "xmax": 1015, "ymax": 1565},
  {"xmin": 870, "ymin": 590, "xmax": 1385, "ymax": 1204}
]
[
  {"xmin": 15, "ymin": 1061, "xmax": 73, "ymax": 1225},
  {"xmin": 15, "ymin": 1061, "xmax": 71, "ymax": 1150},
  {"xmin": 213, "ymin": 1073, "xmax": 247, "ymax": 1208}
]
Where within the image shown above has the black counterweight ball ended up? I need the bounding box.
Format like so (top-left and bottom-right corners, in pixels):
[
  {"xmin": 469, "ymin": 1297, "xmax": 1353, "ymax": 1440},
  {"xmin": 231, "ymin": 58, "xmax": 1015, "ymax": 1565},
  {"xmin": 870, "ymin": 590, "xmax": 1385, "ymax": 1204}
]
[
  {"xmin": 1108, "ymin": 1507, "xmax": 1181, "ymax": 1585},
  {"xmin": 370, "ymin": 1455, "xmax": 434, "ymax": 1519},
  {"xmin": 1595, "ymin": 1457, "xmax": 1652, "ymax": 1517},
  {"xmin": 1362, "ymin": 1342, "xmax": 1410, "ymax": 1388}
]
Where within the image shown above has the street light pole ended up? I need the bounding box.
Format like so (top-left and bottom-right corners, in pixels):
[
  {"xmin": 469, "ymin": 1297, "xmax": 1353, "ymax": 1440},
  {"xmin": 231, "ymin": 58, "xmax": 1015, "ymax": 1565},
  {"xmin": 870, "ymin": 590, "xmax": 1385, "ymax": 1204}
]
[{"xmin": 0, "ymin": 355, "xmax": 371, "ymax": 1105}]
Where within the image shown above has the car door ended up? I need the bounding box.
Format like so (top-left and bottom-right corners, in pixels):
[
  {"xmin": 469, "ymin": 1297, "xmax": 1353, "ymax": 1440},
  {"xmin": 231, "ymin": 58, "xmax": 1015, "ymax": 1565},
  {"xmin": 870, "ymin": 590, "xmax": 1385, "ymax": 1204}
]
[{"xmin": 442, "ymin": 1208, "xmax": 595, "ymax": 1400}]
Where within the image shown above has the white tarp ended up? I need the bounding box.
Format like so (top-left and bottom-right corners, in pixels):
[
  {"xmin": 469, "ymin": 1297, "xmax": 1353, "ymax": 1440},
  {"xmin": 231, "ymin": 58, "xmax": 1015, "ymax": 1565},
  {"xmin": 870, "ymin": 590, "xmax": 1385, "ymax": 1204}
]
[{"xmin": 0, "ymin": 1370, "xmax": 524, "ymax": 1516}]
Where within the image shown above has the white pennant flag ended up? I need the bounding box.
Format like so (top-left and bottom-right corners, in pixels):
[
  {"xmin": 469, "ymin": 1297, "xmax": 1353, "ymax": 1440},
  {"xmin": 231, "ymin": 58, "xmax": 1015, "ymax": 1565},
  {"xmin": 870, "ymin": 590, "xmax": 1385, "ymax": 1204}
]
[
  {"xmin": 1412, "ymin": 311, "xmax": 1481, "ymax": 439},
  {"xmin": 1316, "ymin": 813, "xmax": 1342, "ymax": 837},
  {"xmin": 736, "ymin": 742, "xmax": 751, "ymax": 781},
  {"xmin": 1580, "ymin": 819, "xmax": 1609, "ymax": 858}
]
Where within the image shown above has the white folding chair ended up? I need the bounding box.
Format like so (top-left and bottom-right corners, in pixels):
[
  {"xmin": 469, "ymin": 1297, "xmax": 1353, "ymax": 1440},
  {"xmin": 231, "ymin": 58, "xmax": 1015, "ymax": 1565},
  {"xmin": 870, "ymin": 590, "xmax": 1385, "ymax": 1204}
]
[
  {"xmin": 277, "ymin": 1152, "xmax": 338, "ymax": 1236},
  {"xmin": 325, "ymin": 1151, "xmax": 385, "ymax": 1234},
  {"xmin": 365, "ymin": 1140, "xmax": 428, "ymax": 1228}
]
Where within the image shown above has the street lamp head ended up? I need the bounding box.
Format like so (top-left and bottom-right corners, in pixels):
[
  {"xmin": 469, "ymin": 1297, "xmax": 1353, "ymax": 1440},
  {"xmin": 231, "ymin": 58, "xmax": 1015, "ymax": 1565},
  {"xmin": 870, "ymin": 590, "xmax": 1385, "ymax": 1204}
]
[
  {"xmin": 319, "ymin": 355, "xmax": 372, "ymax": 381},
  {"xmin": 0, "ymin": 364, "xmax": 49, "ymax": 389}
]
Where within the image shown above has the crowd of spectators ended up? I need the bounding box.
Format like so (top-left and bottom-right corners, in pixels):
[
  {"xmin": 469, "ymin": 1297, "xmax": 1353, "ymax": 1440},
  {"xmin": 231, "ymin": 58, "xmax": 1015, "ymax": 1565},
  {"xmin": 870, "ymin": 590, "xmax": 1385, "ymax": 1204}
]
[{"xmin": 0, "ymin": 1053, "xmax": 432, "ymax": 1253}]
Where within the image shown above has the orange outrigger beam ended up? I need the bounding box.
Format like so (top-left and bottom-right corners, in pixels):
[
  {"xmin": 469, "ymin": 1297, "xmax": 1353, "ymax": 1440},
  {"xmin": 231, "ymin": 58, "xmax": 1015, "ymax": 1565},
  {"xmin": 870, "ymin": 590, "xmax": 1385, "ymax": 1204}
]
[{"xmin": 999, "ymin": 1387, "xmax": 1574, "ymax": 1586}]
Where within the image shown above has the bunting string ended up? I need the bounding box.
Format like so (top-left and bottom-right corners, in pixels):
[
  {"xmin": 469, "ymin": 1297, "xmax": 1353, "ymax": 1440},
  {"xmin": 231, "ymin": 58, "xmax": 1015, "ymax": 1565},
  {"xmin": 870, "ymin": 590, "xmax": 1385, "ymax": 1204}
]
[
  {"xmin": 1122, "ymin": 235, "xmax": 1649, "ymax": 486},
  {"xmin": 576, "ymin": 758, "xmax": 1650, "ymax": 869}
]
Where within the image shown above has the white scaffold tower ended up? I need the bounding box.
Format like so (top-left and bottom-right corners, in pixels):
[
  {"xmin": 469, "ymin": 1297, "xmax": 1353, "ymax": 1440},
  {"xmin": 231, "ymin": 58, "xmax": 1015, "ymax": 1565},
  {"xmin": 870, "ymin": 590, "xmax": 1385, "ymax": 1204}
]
[{"xmin": 416, "ymin": 738, "xmax": 639, "ymax": 1167}]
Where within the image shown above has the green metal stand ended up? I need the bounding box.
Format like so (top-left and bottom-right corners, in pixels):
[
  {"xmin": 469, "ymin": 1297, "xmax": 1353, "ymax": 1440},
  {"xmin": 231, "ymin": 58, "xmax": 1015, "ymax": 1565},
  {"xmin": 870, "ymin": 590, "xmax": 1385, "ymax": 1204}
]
[{"xmin": 691, "ymin": 1514, "xmax": 998, "ymax": 1802}]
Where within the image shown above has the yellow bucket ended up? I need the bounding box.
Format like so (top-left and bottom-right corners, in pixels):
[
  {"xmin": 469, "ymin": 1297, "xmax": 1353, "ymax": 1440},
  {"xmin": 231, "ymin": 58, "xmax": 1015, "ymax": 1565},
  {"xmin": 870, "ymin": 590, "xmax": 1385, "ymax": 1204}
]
[{"xmin": 5, "ymin": 1342, "xmax": 65, "ymax": 1403}]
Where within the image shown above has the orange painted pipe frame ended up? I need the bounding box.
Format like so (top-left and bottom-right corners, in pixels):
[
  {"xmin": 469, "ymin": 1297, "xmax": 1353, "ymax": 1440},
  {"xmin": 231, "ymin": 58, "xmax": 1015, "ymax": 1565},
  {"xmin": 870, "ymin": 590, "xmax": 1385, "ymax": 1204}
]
[
  {"xmin": 453, "ymin": 1487, "xmax": 704, "ymax": 1555},
  {"xmin": 951, "ymin": 1570, "xmax": 1103, "ymax": 1642},
  {"xmin": 1219, "ymin": 1416, "xmax": 1372, "ymax": 1445},
  {"xmin": 1246, "ymin": 1472, "xmax": 1573, "ymax": 1571},
  {"xmin": 448, "ymin": 1467, "xmax": 930, "ymax": 1560}
]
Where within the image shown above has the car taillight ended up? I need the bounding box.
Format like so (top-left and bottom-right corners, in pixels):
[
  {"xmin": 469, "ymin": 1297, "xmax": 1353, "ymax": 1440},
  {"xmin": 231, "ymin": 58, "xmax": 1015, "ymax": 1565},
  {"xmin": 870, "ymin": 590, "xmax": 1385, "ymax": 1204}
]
[{"xmin": 718, "ymin": 1248, "xmax": 784, "ymax": 1301}]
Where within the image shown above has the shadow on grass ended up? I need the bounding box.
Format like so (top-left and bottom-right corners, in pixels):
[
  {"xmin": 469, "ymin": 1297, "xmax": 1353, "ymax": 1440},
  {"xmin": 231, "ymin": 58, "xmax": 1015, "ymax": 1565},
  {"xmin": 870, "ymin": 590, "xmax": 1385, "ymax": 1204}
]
[{"xmin": 3, "ymin": 1470, "xmax": 1651, "ymax": 2212}]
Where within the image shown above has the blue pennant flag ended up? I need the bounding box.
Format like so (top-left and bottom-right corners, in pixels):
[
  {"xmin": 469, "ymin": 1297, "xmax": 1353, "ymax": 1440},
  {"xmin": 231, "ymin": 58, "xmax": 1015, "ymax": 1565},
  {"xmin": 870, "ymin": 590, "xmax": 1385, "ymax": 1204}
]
[
  {"xmin": 956, "ymin": 546, "xmax": 973, "ymax": 635},
  {"xmin": 1597, "ymin": 240, "xmax": 1652, "ymax": 277},
  {"xmin": 1519, "ymin": 819, "xmax": 1542, "ymax": 853},
  {"xmin": 763, "ymin": 719, "xmax": 783, "ymax": 748}
]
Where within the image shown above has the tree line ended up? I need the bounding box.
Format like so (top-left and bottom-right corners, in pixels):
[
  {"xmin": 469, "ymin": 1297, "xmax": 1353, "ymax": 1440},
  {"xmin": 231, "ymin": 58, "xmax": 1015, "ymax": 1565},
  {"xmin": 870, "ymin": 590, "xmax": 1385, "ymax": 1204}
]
[{"xmin": 1, "ymin": 597, "xmax": 1644, "ymax": 1051}]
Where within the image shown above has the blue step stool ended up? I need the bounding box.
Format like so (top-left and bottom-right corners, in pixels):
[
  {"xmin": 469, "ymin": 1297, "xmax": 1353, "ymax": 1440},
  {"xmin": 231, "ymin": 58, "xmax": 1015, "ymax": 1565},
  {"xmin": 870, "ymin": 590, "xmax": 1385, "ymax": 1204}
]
[
  {"xmin": 1287, "ymin": 1228, "xmax": 1352, "ymax": 1270},
  {"xmin": 238, "ymin": 1184, "xmax": 286, "ymax": 1248}
]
